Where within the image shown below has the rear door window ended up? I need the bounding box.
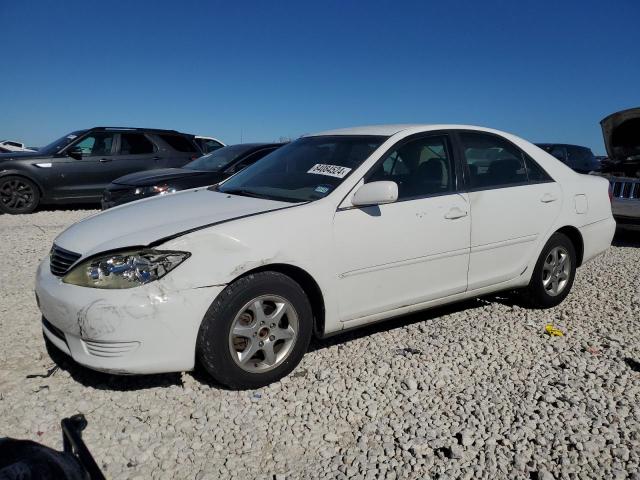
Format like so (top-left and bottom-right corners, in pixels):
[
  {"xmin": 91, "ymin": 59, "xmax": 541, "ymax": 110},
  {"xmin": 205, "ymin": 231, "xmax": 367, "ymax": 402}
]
[
  {"xmin": 525, "ymin": 156, "xmax": 552, "ymax": 182},
  {"xmin": 119, "ymin": 133, "xmax": 155, "ymax": 155},
  {"xmin": 459, "ymin": 132, "xmax": 550, "ymax": 189}
]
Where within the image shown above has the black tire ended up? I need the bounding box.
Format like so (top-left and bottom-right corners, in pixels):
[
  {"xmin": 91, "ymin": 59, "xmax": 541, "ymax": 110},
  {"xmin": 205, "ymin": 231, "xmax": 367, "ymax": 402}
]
[
  {"xmin": 197, "ymin": 271, "xmax": 313, "ymax": 389},
  {"xmin": 525, "ymin": 232, "xmax": 577, "ymax": 308},
  {"xmin": 0, "ymin": 176, "xmax": 40, "ymax": 214}
]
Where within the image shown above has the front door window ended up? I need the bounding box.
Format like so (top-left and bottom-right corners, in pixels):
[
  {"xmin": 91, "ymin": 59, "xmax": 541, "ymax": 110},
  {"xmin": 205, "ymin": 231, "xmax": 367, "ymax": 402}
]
[
  {"xmin": 74, "ymin": 133, "xmax": 115, "ymax": 157},
  {"xmin": 367, "ymin": 135, "xmax": 455, "ymax": 200}
]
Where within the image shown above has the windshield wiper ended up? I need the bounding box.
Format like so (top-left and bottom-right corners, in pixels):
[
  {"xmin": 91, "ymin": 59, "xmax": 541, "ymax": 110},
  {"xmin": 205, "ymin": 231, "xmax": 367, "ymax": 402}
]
[{"xmin": 220, "ymin": 188, "xmax": 265, "ymax": 199}]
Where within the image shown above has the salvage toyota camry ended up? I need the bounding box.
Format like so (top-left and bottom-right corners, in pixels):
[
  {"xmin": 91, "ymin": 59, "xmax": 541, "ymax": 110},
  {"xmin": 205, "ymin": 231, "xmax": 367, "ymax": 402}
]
[{"xmin": 35, "ymin": 125, "xmax": 615, "ymax": 389}]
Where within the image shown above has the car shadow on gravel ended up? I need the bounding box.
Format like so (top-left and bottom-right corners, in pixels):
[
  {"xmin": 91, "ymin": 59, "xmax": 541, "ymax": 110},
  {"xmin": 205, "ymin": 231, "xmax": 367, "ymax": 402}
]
[
  {"xmin": 41, "ymin": 285, "xmax": 569, "ymax": 393},
  {"xmin": 44, "ymin": 336, "xmax": 184, "ymax": 391},
  {"xmin": 184, "ymin": 299, "xmax": 495, "ymax": 390},
  {"xmin": 44, "ymin": 297, "xmax": 511, "ymax": 391},
  {"xmin": 183, "ymin": 299, "xmax": 495, "ymax": 390},
  {"xmin": 307, "ymin": 298, "xmax": 489, "ymax": 353}
]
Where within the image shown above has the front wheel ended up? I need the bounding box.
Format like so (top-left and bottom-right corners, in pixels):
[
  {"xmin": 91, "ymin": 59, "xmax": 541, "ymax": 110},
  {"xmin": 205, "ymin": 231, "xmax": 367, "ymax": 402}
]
[
  {"xmin": 525, "ymin": 232, "xmax": 577, "ymax": 308},
  {"xmin": 197, "ymin": 271, "xmax": 313, "ymax": 389},
  {"xmin": 0, "ymin": 176, "xmax": 40, "ymax": 214}
]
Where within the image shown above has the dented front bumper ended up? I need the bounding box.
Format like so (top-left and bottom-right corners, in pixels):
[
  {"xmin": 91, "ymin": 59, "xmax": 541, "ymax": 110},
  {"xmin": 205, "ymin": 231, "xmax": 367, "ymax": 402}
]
[{"xmin": 35, "ymin": 257, "xmax": 224, "ymax": 374}]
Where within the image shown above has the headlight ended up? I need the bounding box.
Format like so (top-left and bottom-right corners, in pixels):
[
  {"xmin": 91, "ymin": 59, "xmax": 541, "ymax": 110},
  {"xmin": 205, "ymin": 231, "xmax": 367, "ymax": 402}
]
[
  {"xmin": 62, "ymin": 249, "xmax": 190, "ymax": 289},
  {"xmin": 134, "ymin": 185, "xmax": 176, "ymax": 195}
]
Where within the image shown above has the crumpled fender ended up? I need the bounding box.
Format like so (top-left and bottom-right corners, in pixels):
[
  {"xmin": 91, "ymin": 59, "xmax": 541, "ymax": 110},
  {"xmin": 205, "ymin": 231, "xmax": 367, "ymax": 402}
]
[{"xmin": 157, "ymin": 201, "xmax": 334, "ymax": 291}]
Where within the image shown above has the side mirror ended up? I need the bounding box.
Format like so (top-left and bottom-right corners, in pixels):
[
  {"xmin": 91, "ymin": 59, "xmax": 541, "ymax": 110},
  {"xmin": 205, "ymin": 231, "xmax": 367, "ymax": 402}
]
[
  {"xmin": 352, "ymin": 181, "xmax": 398, "ymax": 207},
  {"xmin": 67, "ymin": 146, "xmax": 83, "ymax": 160}
]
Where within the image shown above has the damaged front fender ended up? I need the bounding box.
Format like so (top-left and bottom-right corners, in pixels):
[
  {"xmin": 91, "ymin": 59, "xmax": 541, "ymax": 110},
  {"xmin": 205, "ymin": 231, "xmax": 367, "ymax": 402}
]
[{"xmin": 159, "ymin": 229, "xmax": 286, "ymax": 288}]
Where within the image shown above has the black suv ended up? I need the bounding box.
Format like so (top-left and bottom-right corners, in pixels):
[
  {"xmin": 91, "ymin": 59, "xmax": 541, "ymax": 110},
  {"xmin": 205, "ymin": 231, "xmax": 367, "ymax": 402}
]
[
  {"xmin": 535, "ymin": 143, "xmax": 601, "ymax": 174},
  {"xmin": 102, "ymin": 143, "xmax": 284, "ymax": 209},
  {"xmin": 0, "ymin": 127, "xmax": 203, "ymax": 214}
]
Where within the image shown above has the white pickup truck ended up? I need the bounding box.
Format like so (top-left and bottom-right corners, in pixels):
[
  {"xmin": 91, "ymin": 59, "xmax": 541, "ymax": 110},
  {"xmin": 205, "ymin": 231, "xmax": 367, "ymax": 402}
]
[
  {"xmin": 0, "ymin": 140, "xmax": 35, "ymax": 153},
  {"xmin": 600, "ymin": 107, "xmax": 640, "ymax": 228}
]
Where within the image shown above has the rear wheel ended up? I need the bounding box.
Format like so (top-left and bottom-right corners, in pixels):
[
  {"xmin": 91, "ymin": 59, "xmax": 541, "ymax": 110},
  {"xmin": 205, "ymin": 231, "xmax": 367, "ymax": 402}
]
[
  {"xmin": 0, "ymin": 176, "xmax": 40, "ymax": 214},
  {"xmin": 525, "ymin": 232, "xmax": 577, "ymax": 308},
  {"xmin": 197, "ymin": 271, "xmax": 313, "ymax": 389}
]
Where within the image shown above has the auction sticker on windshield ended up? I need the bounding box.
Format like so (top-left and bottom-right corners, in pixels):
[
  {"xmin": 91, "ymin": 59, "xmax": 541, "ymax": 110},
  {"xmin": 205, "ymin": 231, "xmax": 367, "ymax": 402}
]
[{"xmin": 307, "ymin": 164, "xmax": 352, "ymax": 178}]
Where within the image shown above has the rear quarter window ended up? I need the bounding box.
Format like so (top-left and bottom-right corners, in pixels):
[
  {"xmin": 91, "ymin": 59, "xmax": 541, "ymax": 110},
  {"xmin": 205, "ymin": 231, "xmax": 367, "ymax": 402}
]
[{"xmin": 159, "ymin": 134, "xmax": 199, "ymax": 153}]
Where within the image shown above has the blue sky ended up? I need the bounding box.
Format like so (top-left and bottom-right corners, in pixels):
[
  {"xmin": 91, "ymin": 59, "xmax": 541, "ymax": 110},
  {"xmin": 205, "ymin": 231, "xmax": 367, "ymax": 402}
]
[{"xmin": 1, "ymin": 0, "xmax": 638, "ymax": 154}]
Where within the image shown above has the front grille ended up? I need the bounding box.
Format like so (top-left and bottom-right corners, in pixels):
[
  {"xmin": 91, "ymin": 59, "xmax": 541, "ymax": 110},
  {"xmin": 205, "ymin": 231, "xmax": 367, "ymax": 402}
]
[
  {"xmin": 50, "ymin": 244, "xmax": 81, "ymax": 276},
  {"xmin": 104, "ymin": 187, "xmax": 133, "ymax": 203},
  {"xmin": 611, "ymin": 179, "xmax": 640, "ymax": 200}
]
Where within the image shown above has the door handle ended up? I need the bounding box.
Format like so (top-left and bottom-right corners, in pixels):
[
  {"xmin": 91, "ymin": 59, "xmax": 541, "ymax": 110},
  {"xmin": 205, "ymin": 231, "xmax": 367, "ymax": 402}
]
[
  {"xmin": 99, "ymin": 158, "xmax": 112, "ymax": 163},
  {"xmin": 540, "ymin": 193, "xmax": 557, "ymax": 203},
  {"xmin": 444, "ymin": 207, "xmax": 468, "ymax": 220},
  {"xmin": 152, "ymin": 156, "xmax": 161, "ymax": 161}
]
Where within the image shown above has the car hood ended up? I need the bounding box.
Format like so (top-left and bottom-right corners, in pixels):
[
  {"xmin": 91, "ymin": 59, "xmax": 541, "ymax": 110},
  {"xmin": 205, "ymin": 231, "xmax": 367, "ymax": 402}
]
[
  {"xmin": 54, "ymin": 188, "xmax": 293, "ymax": 257},
  {"xmin": 600, "ymin": 107, "xmax": 640, "ymax": 162},
  {"xmin": 113, "ymin": 168, "xmax": 211, "ymax": 187}
]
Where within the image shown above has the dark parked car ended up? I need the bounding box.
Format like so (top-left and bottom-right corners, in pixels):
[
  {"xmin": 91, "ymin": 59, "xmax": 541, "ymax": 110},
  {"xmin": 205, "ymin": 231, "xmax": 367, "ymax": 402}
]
[
  {"xmin": 0, "ymin": 127, "xmax": 203, "ymax": 214},
  {"xmin": 536, "ymin": 143, "xmax": 601, "ymax": 174},
  {"xmin": 101, "ymin": 142, "xmax": 284, "ymax": 209}
]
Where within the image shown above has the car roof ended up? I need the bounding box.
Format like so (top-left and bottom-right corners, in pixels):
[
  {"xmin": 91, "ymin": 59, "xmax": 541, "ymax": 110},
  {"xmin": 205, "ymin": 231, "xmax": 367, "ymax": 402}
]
[
  {"xmin": 195, "ymin": 135, "xmax": 224, "ymax": 141},
  {"xmin": 308, "ymin": 124, "xmax": 513, "ymax": 137},
  {"xmin": 89, "ymin": 126, "xmax": 193, "ymax": 136},
  {"xmin": 223, "ymin": 142, "xmax": 284, "ymax": 149},
  {"xmin": 236, "ymin": 142, "xmax": 283, "ymax": 146},
  {"xmin": 535, "ymin": 143, "xmax": 591, "ymax": 149}
]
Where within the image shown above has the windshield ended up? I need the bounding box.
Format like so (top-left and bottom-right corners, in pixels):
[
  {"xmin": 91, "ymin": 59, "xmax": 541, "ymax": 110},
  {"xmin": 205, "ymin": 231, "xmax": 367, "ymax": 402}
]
[
  {"xmin": 39, "ymin": 130, "xmax": 87, "ymax": 154},
  {"xmin": 184, "ymin": 144, "xmax": 257, "ymax": 171},
  {"xmin": 217, "ymin": 135, "xmax": 386, "ymax": 202}
]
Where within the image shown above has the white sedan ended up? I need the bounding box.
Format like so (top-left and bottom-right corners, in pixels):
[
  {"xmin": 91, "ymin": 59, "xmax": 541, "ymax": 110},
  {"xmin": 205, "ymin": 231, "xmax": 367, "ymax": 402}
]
[{"xmin": 35, "ymin": 125, "xmax": 615, "ymax": 388}]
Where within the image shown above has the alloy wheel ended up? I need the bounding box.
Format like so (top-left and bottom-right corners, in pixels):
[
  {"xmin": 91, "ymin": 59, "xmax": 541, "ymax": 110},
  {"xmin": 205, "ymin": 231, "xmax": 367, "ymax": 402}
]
[
  {"xmin": 541, "ymin": 246, "xmax": 571, "ymax": 296},
  {"xmin": 228, "ymin": 295, "xmax": 299, "ymax": 373},
  {"xmin": 0, "ymin": 178, "xmax": 36, "ymax": 212}
]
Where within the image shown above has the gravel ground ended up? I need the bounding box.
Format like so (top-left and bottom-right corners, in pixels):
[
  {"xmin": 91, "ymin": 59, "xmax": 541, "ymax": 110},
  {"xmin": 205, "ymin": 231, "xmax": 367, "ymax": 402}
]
[{"xmin": 1, "ymin": 209, "xmax": 639, "ymax": 479}]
